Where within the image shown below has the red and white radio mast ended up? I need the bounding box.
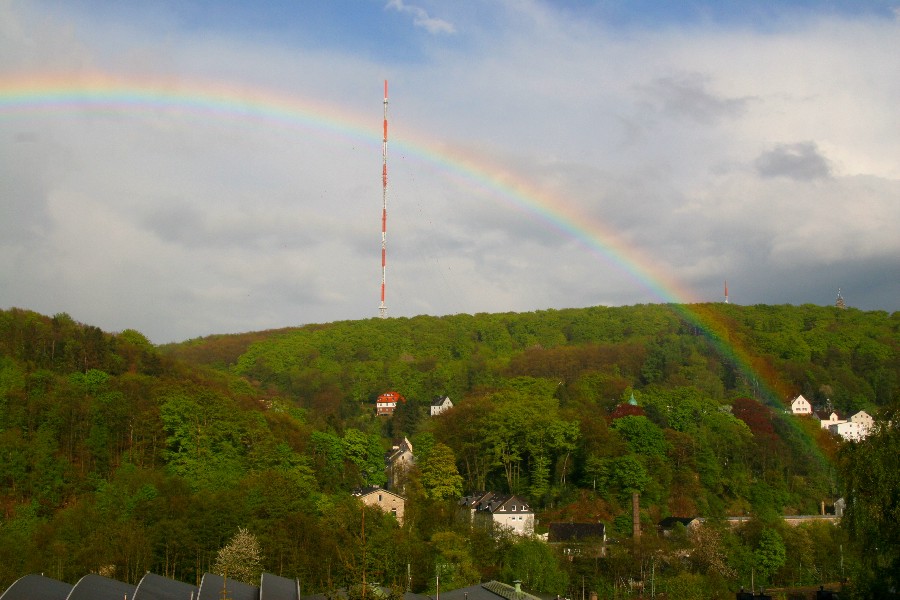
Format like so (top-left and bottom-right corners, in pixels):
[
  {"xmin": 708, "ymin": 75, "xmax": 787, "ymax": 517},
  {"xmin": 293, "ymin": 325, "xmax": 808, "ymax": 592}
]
[{"xmin": 379, "ymin": 80, "xmax": 389, "ymax": 319}]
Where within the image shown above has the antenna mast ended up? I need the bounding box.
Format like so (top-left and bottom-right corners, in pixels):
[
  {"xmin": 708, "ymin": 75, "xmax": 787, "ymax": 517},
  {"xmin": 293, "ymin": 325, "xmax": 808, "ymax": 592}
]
[
  {"xmin": 724, "ymin": 280, "xmax": 729, "ymax": 304},
  {"xmin": 379, "ymin": 80, "xmax": 389, "ymax": 318}
]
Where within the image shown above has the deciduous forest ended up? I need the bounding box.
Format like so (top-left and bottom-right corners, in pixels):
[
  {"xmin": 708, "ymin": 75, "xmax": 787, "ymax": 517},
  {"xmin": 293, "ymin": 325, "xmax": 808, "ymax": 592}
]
[{"xmin": 0, "ymin": 304, "xmax": 897, "ymax": 598}]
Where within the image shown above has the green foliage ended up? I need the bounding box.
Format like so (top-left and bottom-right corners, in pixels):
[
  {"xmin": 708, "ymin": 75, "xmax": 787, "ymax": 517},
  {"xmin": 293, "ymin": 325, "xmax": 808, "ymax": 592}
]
[
  {"xmin": 500, "ymin": 538, "xmax": 568, "ymax": 593},
  {"xmin": 839, "ymin": 405, "xmax": 900, "ymax": 598},
  {"xmin": 0, "ymin": 304, "xmax": 897, "ymax": 595},
  {"xmin": 753, "ymin": 528, "xmax": 786, "ymax": 586},
  {"xmin": 610, "ymin": 415, "xmax": 669, "ymax": 457},
  {"xmin": 419, "ymin": 443, "xmax": 464, "ymax": 500}
]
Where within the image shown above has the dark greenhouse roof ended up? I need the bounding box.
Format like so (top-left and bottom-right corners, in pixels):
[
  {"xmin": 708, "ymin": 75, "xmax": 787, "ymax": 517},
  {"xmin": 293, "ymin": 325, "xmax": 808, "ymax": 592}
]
[
  {"xmin": 0, "ymin": 574, "xmax": 72, "ymax": 600},
  {"xmin": 67, "ymin": 574, "xmax": 137, "ymax": 600},
  {"xmin": 196, "ymin": 573, "xmax": 258, "ymax": 600},
  {"xmin": 132, "ymin": 572, "xmax": 198, "ymax": 599}
]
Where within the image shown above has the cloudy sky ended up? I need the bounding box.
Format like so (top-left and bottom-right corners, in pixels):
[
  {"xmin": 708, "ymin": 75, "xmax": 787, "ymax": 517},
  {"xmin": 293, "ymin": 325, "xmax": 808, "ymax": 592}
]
[{"xmin": 2, "ymin": 0, "xmax": 899, "ymax": 343}]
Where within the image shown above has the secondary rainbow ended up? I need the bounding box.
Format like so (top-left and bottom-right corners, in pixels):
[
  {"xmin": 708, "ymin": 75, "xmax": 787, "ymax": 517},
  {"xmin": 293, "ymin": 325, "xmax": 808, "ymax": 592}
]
[{"xmin": 0, "ymin": 72, "xmax": 787, "ymax": 402}]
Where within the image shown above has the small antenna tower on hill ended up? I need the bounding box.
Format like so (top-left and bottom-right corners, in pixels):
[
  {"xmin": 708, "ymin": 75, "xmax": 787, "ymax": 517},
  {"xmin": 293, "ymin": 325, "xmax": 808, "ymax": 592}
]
[
  {"xmin": 379, "ymin": 80, "xmax": 389, "ymax": 319},
  {"xmin": 724, "ymin": 280, "xmax": 729, "ymax": 304}
]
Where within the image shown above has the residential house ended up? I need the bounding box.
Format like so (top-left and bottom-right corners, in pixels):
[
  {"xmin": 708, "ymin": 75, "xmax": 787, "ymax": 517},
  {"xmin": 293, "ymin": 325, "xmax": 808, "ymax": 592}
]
[
  {"xmin": 819, "ymin": 410, "xmax": 846, "ymax": 430},
  {"xmin": 657, "ymin": 516, "xmax": 701, "ymax": 536},
  {"xmin": 829, "ymin": 420, "xmax": 863, "ymax": 442},
  {"xmin": 376, "ymin": 391, "xmax": 404, "ymax": 417},
  {"xmin": 790, "ymin": 394, "xmax": 813, "ymax": 415},
  {"xmin": 821, "ymin": 410, "xmax": 874, "ymax": 442},
  {"xmin": 547, "ymin": 522, "xmax": 606, "ymax": 558},
  {"xmin": 461, "ymin": 492, "xmax": 534, "ymax": 536},
  {"xmin": 385, "ymin": 437, "xmax": 414, "ymax": 492},
  {"xmin": 850, "ymin": 410, "xmax": 874, "ymax": 438},
  {"xmin": 430, "ymin": 395, "xmax": 453, "ymax": 416},
  {"xmin": 353, "ymin": 485, "xmax": 406, "ymax": 525}
]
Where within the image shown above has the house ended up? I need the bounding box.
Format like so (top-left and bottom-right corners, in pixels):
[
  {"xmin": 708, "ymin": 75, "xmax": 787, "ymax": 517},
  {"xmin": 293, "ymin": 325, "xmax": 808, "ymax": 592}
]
[
  {"xmin": 385, "ymin": 437, "xmax": 414, "ymax": 491},
  {"xmin": 375, "ymin": 391, "xmax": 404, "ymax": 417},
  {"xmin": 819, "ymin": 410, "xmax": 846, "ymax": 430},
  {"xmin": 430, "ymin": 580, "xmax": 543, "ymax": 600},
  {"xmin": 547, "ymin": 522, "xmax": 606, "ymax": 558},
  {"xmin": 430, "ymin": 395, "xmax": 453, "ymax": 416},
  {"xmin": 850, "ymin": 410, "xmax": 874, "ymax": 438},
  {"xmin": 820, "ymin": 409, "xmax": 874, "ymax": 442},
  {"xmin": 461, "ymin": 492, "xmax": 534, "ymax": 536},
  {"xmin": 829, "ymin": 420, "xmax": 863, "ymax": 442},
  {"xmin": 353, "ymin": 485, "xmax": 406, "ymax": 525},
  {"xmin": 657, "ymin": 516, "xmax": 701, "ymax": 536},
  {"xmin": 790, "ymin": 394, "xmax": 813, "ymax": 415}
]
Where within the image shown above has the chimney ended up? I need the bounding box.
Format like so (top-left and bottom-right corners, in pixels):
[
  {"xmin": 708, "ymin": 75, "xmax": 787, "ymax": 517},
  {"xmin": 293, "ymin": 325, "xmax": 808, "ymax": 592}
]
[{"xmin": 632, "ymin": 492, "xmax": 641, "ymax": 541}]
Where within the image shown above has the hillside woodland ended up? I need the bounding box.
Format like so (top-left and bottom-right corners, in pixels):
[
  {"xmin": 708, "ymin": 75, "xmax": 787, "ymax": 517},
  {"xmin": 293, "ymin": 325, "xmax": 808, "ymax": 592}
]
[{"xmin": 0, "ymin": 304, "xmax": 897, "ymax": 599}]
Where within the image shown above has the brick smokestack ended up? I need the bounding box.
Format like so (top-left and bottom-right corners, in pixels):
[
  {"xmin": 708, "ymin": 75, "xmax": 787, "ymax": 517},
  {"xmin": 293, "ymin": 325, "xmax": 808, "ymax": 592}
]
[{"xmin": 632, "ymin": 492, "xmax": 640, "ymax": 541}]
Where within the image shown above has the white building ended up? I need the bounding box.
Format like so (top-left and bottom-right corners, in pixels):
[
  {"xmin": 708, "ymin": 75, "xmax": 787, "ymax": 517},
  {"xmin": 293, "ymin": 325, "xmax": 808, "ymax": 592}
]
[
  {"xmin": 790, "ymin": 394, "xmax": 813, "ymax": 415},
  {"xmin": 829, "ymin": 421, "xmax": 863, "ymax": 442},
  {"xmin": 819, "ymin": 411, "xmax": 846, "ymax": 430},
  {"xmin": 430, "ymin": 395, "xmax": 454, "ymax": 416},
  {"xmin": 461, "ymin": 492, "xmax": 534, "ymax": 536},
  {"xmin": 850, "ymin": 410, "xmax": 874, "ymax": 439}
]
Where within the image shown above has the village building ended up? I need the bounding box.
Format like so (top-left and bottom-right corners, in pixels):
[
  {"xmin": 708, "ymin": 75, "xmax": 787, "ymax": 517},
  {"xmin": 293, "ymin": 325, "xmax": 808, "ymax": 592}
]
[
  {"xmin": 353, "ymin": 485, "xmax": 406, "ymax": 525},
  {"xmin": 547, "ymin": 522, "xmax": 607, "ymax": 558},
  {"xmin": 818, "ymin": 410, "xmax": 846, "ymax": 430},
  {"xmin": 385, "ymin": 437, "xmax": 415, "ymax": 492},
  {"xmin": 790, "ymin": 394, "xmax": 813, "ymax": 415},
  {"xmin": 850, "ymin": 410, "xmax": 874, "ymax": 438},
  {"xmin": 657, "ymin": 516, "xmax": 701, "ymax": 536},
  {"xmin": 460, "ymin": 492, "xmax": 534, "ymax": 536},
  {"xmin": 376, "ymin": 391, "xmax": 404, "ymax": 417},
  {"xmin": 430, "ymin": 395, "xmax": 454, "ymax": 416}
]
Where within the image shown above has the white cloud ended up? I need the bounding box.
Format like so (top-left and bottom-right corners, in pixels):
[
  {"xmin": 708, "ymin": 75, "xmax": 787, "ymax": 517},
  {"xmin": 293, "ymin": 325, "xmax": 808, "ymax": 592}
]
[
  {"xmin": 385, "ymin": 0, "xmax": 456, "ymax": 35},
  {"xmin": 1, "ymin": 2, "xmax": 898, "ymax": 342}
]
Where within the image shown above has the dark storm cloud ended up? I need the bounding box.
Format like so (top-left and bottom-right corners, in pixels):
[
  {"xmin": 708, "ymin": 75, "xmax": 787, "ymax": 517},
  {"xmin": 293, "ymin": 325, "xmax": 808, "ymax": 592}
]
[
  {"xmin": 641, "ymin": 74, "xmax": 752, "ymax": 124},
  {"xmin": 755, "ymin": 142, "xmax": 832, "ymax": 180}
]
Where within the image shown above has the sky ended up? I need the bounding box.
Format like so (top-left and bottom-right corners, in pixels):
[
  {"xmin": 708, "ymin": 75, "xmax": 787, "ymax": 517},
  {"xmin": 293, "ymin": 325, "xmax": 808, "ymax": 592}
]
[{"xmin": 2, "ymin": 0, "xmax": 899, "ymax": 344}]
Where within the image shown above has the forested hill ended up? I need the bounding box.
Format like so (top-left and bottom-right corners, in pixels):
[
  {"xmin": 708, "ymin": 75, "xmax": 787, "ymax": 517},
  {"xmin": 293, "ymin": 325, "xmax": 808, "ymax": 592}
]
[
  {"xmin": 165, "ymin": 302, "xmax": 897, "ymax": 416},
  {"xmin": 0, "ymin": 303, "xmax": 897, "ymax": 595}
]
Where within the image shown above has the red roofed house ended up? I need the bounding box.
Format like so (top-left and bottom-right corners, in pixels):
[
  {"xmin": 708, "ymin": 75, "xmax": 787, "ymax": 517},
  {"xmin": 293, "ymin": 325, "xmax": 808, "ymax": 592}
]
[{"xmin": 376, "ymin": 391, "xmax": 405, "ymax": 416}]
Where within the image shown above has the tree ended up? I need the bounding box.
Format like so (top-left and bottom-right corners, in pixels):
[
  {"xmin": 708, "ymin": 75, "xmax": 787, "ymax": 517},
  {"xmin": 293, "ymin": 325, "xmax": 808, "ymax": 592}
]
[
  {"xmin": 213, "ymin": 526, "xmax": 263, "ymax": 585},
  {"xmin": 500, "ymin": 538, "xmax": 568, "ymax": 594},
  {"xmin": 839, "ymin": 406, "xmax": 900, "ymax": 598},
  {"xmin": 753, "ymin": 528, "xmax": 786, "ymax": 587},
  {"xmin": 610, "ymin": 415, "xmax": 668, "ymax": 457},
  {"xmin": 419, "ymin": 443, "xmax": 463, "ymax": 500}
]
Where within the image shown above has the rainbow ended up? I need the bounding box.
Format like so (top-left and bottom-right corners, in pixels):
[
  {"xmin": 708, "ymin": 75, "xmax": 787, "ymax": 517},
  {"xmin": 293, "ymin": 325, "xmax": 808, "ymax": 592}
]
[{"xmin": 0, "ymin": 72, "xmax": 788, "ymax": 402}]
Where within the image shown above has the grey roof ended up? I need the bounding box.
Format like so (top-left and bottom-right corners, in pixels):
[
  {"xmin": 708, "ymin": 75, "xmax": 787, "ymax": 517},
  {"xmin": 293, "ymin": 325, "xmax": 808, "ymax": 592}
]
[
  {"xmin": 547, "ymin": 522, "xmax": 605, "ymax": 543},
  {"xmin": 430, "ymin": 396, "xmax": 451, "ymax": 407},
  {"xmin": 0, "ymin": 574, "xmax": 72, "ymax": 600},
  {"xmin": 68, "ymin": 574, "xmax": 137, "ymax": 600},
  {"xmin": 430, "ymin": 581, "xmax": 542, "ymax": 600},
  {"xmin": 134, "ymin": 572, "xmax": 198, "ymax": 599},
  {"xmin": 260, "ymin": 573, "xmax": 300, "ymax": 600},
  {"xmin": 462, "ymin": 493, "xmax": 531, "ymax": 515},
  {"xmin": 657, "ymin": 516, "xmax": 697, "ymax": 530},
  {"xmin": 197, "ymin": 573, "xmax": 259, "ymax": 600}
]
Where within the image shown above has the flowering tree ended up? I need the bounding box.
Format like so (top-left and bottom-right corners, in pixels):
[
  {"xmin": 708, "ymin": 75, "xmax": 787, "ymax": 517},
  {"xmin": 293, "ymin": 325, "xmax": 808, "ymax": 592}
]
[{"xmin": 213, "ymin": 527, "xmax": 263, "ymax": 585}]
